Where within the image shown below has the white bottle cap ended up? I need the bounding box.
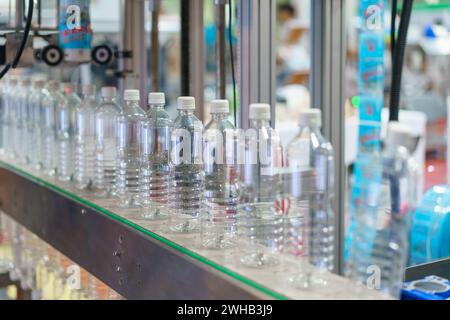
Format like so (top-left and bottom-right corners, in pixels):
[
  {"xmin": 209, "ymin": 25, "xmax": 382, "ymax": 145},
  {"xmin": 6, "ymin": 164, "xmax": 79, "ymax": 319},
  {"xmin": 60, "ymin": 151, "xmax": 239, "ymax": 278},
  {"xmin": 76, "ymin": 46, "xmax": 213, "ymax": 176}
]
[
  {"xmin": 82, "ymin": 84, "xmax": 96, "ymax": 95},
  {"xmin": 124, "ymin": 89, "xmax": 140, "ymax": 101},
  {"xmin": 178, "ymin": 96, "xmax": 196, "ymax": 110},
  {"xmin": 386, "ymin": 121, "xmax": 420, "ymax": 152},
  {"xmin": 101, "ymin": 86, "xmax": 117, "ymax": 98},
  {"xmin": 249, "ymin": 103, "xmax": 271, "ymax": 120},
  {"xmin": 299, "ymin": 108, "xmax": 322, "ymax": 128},
  {"xmin": 210, "ymin": 100, "xmax": 230, "ymax": 114},
  {"xmin": 148, "ymin": 92, "xmax": 165, "ymax": 105}
]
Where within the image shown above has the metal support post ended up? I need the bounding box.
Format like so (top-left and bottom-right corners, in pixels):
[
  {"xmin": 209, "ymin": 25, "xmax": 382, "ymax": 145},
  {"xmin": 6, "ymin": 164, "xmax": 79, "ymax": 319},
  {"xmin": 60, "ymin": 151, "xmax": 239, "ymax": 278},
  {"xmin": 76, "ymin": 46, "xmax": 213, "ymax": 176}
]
[
  {"xmin": 149, "ymin": 0, "xmax": 161, "ymax": 92},
  {"xmin": 119, "ymin": 0, "xmax": 148, "ymax": 107},
  {"xmin": 180, "ymin": 0, "xmax": 205, "ymax": 121},
  {"xmin": 237, "ymin": 0, "xmax": 276, "ymax": 129},
  {"xmin": 311, "ymin": 0, "xmax": 347, "ymax": 275},
  {"xmin": 215, "ymin": 0, "xmax": 227, "ymax": 99}
]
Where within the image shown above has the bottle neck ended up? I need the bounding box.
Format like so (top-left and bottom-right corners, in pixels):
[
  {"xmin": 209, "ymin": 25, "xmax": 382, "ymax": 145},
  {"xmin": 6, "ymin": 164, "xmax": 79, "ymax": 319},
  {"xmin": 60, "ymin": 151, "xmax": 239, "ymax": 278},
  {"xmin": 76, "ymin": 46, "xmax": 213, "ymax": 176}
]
[
  {"xmin": 102, "ymin": 96, "xmax": 117, "ymax": 104},
  {"xmin": 124, "ymin": 100, "xmax": 140, "ymax": 109},
  {"xmin": 299, "ymin": 124, "xmax": 321, "ymax": 135},
  {"xmin": 178, "ymin": 109, "xmax": 194, "ymax": 116},
  {"xmin": 211, "ymin": 113, "xmax": 229, "ymax": 121},
  {"xmin": 82, "ymin": 94, "xmax": 96, "ymax": 101},
  {"xmin": 250, "ymin": 119, "xmax": 271, "ymax": 129},
  {"xmin": 149, "ymin": 103, "xmax": 165, "ymax": 111}
]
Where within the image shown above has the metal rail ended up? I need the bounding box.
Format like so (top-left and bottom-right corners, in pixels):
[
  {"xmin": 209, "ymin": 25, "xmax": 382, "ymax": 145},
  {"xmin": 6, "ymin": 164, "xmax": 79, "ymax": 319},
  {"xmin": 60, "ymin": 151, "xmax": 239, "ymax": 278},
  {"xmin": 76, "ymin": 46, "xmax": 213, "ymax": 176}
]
[{"xmin": 0, "ymin": 164, "xmax": 271, "ymax": 300}]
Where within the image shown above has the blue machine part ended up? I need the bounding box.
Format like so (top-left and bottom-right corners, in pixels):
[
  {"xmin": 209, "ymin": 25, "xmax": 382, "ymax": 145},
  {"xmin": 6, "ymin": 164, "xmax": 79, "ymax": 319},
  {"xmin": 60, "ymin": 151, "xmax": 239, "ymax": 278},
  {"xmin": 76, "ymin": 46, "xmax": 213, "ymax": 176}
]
[
  {"xmin": 410, "ymin": 185, "xmax": 450, "ymax": 266},
  {"xmin": 402, "ymin": 276, "xmax": 450, "ymax": 300}
]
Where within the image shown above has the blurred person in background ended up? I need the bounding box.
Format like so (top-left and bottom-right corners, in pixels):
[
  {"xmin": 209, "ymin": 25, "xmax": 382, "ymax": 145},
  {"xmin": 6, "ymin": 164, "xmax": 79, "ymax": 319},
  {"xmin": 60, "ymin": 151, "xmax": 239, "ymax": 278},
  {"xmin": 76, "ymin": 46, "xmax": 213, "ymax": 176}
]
[{"xmin": 277, "ymin": 3, "xmax": 310, "ymax": 86}]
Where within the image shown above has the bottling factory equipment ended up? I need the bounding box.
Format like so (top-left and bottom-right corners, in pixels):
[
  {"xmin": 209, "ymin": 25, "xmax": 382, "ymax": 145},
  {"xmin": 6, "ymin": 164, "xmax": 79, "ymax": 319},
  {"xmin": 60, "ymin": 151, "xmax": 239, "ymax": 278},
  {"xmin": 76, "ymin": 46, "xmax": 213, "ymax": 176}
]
[{"xmin": 1, "ymin": 0, "xmax": 446, "ymax": 301}]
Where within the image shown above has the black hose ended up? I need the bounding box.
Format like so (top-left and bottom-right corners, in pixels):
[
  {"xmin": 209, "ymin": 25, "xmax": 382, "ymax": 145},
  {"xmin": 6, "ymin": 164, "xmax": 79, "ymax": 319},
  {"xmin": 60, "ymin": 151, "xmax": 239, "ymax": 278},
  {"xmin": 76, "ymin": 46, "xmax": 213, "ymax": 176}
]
[
  {"xmin": 228, "ymin": 0, "xmax": 237, "ymax": 126},
  {"xmin": 0, "ymin": 63, "xmax": 12, "ymax": 79},
  {"xmin": 0, "ymin": 0, "xmax": 34, "ymax": 79},
  {"xmin": 389, "ymin": 0, "xmax": 413, "ymax": 122},
  {"xmin": 180, "ymin": 0, "xmax": 190, "ymax": 96},
  {"xmin": 12, "ymin": 0, "xmax": 34, "ymax": 68},
  {"xmin": 391, "ymin": 0, "xmax": 398, "ymax": 62}
]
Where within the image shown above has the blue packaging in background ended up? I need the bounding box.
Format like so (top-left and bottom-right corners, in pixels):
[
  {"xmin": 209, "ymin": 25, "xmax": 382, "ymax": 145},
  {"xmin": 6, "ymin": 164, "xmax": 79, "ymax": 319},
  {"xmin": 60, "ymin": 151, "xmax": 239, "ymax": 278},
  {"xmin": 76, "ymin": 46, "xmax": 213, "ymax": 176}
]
[
  {"xmin": 410, "ymin": 185, "xmax": 450, "ymax": 266},
  {"xmin": 59, "ymin": 0, "xmax": 92, "ymax": 62}
]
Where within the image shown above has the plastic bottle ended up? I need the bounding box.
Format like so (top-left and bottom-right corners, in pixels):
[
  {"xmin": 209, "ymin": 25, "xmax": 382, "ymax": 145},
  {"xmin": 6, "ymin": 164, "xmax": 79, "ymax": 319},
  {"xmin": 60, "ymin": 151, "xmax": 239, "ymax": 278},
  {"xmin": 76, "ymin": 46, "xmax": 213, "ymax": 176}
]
[
  {"xmin": 116, "ymin": 89, "xmax": 147, "ymax": 208},
  {"xmin": 93, "ymin": 87, "xmax": 121, "ymax": 198},
  {"xmin": 27, "ymin": 80, "xmax": 46, "ymax": 170},
  {"xmin": 56, "ymin": 83, "xmax": 79, "ymax": 182},
  {"xmin": 41, "ymin": 80, "xmax": 62, "ymax": 177},
  {"xmin": 238, "ymin": 103, "xmax": 284, "ymax": 267},
  {"xmin": 139, "ymin": 92, "xmax": 172, "ymax": 219},
  {"xmin": 74, "ymin": 85, "xmax": 97, "ymax": 189},
  {"xmin": 201, "ymin": 100, "xmax": 240, "ymax": 250},
  {"xmin": 169, "ymin": 97, "xmax": 204, "ymax": 233},
  {"xmin": 346, "ymin": 122, "xmax": 419, "ymax": 298},
  {"xmin": 16, "ymin": 79, "xmax": 32, "ymax": 164},
  {"xmin": 285, "ymin": 109, "xmax": 335, "ymax": 288},
  {"xmin": 2, "ymin": 78, "xmax": 19, "ymax": 159}
]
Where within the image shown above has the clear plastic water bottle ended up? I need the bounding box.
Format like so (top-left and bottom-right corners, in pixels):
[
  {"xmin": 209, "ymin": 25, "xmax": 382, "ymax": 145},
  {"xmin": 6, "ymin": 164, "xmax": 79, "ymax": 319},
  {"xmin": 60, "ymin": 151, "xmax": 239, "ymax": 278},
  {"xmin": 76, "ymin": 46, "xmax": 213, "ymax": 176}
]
[
  {"xmin": 2, "ymin": 78, "xmax": 19, "ymax": 159},
  {"xmin": 56, "ymin": 83, "xmax": 78, "ymax": 182},
  {"xmin": 201, "ymin": 100, "xmax": 240, "ymax": 250},
  {"xmin": 15, "ymin": 79, "xmax": 32, "ymax": 164},
  {"xmin": 74, "ymin": 85, "xmax": 97, "ymax": 189},
  {"xmin": 346, "ymin": 122, "xmax": 419, "ymax": 298},
  {"xmin": 285, "ymin": 109, "xmax": 335, "ymax": 288},
  {"xmin": 116, "ymin": 89, "xmax": 147, "ymax": 208},
  {"xmin": 139, "ymin": 92, "xmax": 172, "ymax": 219},
  {"xmin": 0, "ymin": 212, "xmax": 12, "ymax": 273},
  {"xmin": 169, "ymin": 97, "xmax": 204, "ymax": 233},
  {"xmin": 40, "ymin": 80, "xmax": 61, "ymax": 177},
  {"xmin": 238, "ymin": 103, "xmax": 284, "ymax": 267},
  {"xmin": 0, "ymin": 82, "xmax": 5, "ymax": 155},
  {"xmin": 27, "ymin": 80, "xmax": 46, "ymax": 170},
  {"xmin": 93, "ymin": 87, "xmax": 121, "ymax": 198}
]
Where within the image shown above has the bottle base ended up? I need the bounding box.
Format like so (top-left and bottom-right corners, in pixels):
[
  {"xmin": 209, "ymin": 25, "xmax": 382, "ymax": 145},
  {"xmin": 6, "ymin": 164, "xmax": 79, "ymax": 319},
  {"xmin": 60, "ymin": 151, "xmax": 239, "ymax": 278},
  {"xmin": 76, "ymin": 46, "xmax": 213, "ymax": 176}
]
[{"xmin": 239, "ymin": 252, "xmax": 279, "ymax": 269}]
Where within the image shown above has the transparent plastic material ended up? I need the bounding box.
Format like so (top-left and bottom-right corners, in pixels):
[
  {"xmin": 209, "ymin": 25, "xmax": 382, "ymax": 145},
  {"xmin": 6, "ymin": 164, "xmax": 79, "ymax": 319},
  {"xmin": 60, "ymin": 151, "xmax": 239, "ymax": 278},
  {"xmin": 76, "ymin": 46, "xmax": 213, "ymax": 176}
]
[
  {"xmin": 169, "ymin": 106, "xmax": 204, "ymax": 233},
  {"xmin": 26, "ymin": 81, "xmax": 46, "ymax": 170},
  {"xmin": 1, "ymin": 79, "xmax": 19, "ymax": 159},
  {"xmin": 56, "ymin": 84, "xmax": 79, "ymax": 182},
  {"xmin": 41, "ymin": 82, "xmax": 62, "ymax": 177},
  {"xmin": 139, "ymin": 96, "xmax": 173, "ymax": 219},
  {"xmin": 116, "ymin": 95, "xmax": 147, "ymax": 208},
  {"xmin": 15, "ymin": 80, "xmax": 32, "ymax": 165},
  {"xmin": 202, "ymin": 108, "xmax": 240, "ymax": 250},
  {"xmin": 93, "ymin": 90, "xmax": 121, "ymax": 198},
  {"xmin": 0, "ymin": 210, "xmax": 123, "ymax": 300},
  {"xmin": 346, "ymin": 128, "xmax": 418, "ymax": 298},
  {"xmin": 238, "ymin": 115, "xmax": 284, "ymax": 267},
  {"xmin": 285, "ymin": 110, "xmax": 335, "ymax": 288},
  {"xmin": 74, "ymin": 86, "xmax": 97, "ymax": 189}
]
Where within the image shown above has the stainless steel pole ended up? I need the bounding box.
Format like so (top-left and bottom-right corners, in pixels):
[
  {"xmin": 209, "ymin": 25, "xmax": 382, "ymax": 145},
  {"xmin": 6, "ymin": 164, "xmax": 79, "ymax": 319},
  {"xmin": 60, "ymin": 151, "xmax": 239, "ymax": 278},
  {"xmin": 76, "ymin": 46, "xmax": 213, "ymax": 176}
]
[
  {"xmin": 311, "ymin": 0, "xmax": 347, "ymax": 276},
  {"xmin": 237, "ymin": 0, "xmax": 276, "ymax": 129},
  {"xmin": 119, "ymin": 0, "xmax": 148, "ymax": 108},
  {"xmin": 150, "ymin": 0, "xmax": 161, "ymax": 92},
  {"xmin": 215, "ymin": 0, "xmax": 227, "ymax": 99}
]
